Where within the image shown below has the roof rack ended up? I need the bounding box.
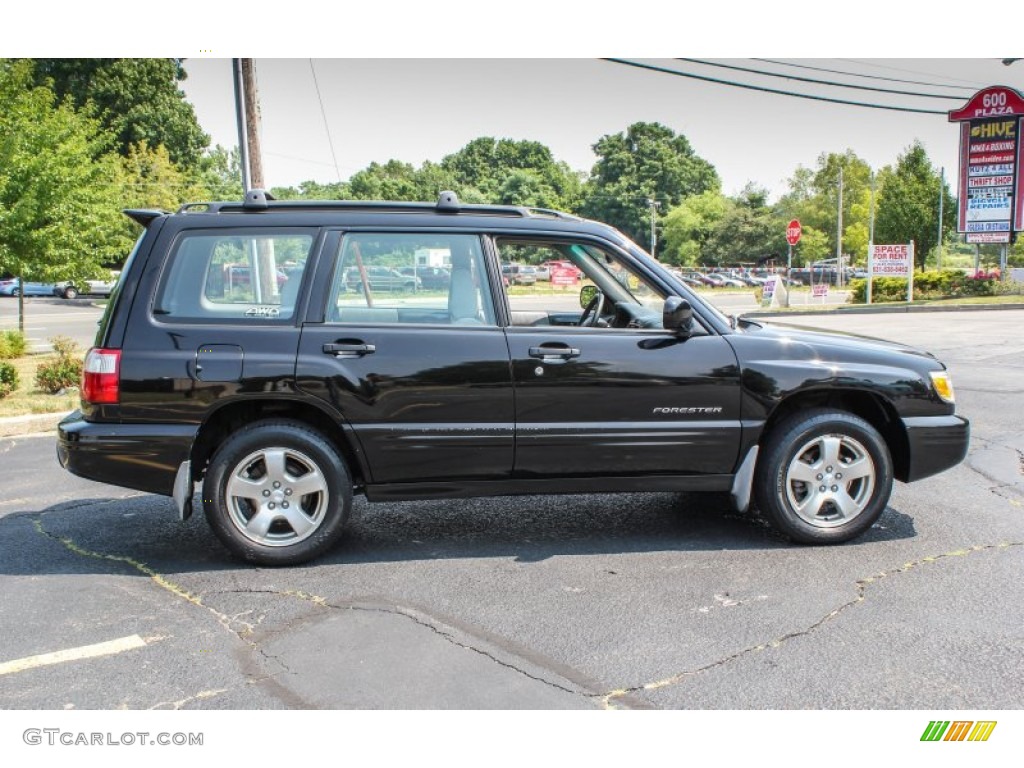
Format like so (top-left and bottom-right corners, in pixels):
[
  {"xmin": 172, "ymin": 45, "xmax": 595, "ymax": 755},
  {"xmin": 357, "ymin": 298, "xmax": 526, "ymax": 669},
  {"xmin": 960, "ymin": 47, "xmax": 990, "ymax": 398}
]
[{"xmin": 177, "ymin": 190, "xmax": 580, "ymax": 221}]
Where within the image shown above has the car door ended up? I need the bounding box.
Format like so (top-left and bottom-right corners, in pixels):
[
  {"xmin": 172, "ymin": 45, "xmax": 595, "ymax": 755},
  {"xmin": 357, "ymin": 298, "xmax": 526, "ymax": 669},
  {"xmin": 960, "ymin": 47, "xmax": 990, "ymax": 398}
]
[
  {"xmin": 295, "ymin": 230, "xmax": 514, "ymax": 485},
  {"xmin": 496, "ymin": 236, "xmax": 742, "ymax": 479}
]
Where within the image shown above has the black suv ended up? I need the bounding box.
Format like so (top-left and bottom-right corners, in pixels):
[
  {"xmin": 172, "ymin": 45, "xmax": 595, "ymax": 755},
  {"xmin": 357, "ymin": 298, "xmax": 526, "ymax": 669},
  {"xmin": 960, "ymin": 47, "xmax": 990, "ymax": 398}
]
[{"xmin": 57, "ymin": 190, "xmax": 969, "ymax": 565}]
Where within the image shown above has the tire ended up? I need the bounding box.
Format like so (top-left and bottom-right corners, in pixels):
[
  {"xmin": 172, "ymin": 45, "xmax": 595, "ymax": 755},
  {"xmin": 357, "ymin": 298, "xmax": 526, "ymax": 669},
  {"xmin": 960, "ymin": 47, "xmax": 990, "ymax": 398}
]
[
  {"xmin": 63, "ymin": 286, "xmax": 78, "ymax": 300},
  {"xmin": 753, "ymin": 408, "xmax": 893, "ymax": 544},
  {"xmin": 202, "ymin": 420, "xmax": 352, "ymax": 566}
]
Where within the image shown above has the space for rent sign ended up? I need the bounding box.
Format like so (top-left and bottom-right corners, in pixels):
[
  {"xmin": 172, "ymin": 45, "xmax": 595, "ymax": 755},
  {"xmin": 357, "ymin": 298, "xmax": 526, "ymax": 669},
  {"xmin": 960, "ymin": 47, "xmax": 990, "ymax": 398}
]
[
  {"xmin": 870, "ymin": 244, "xmax": 911, "ymax": 276},
  {"xmin": 949, "ymin": 86, "xmax": 1024, "ymax": 242}
]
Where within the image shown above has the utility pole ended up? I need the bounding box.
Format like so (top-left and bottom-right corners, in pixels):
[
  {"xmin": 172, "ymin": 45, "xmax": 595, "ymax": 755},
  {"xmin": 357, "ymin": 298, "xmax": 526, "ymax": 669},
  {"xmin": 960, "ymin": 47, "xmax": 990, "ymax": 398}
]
[
  {"xmin": 648, "ymin": 199, "xmax": 659, "ymax": 257},
  {"xmin": 867, "ymin": 173, "xmax": 876, "ymax": 305},
  {"xmin": 937, "ymin": 167, "xmax": 944, "ymax": 270},
  {"xmin": 234, "ymin": 59, "xmax": 275, "ymax": 302},
  {"xmin": 232, "ymin": 59, "xmax": 251, "ymax": 191},
  {"xmin": 835, "ymin": 166, "xmax": 844, "ymax": 288},
  {"xmin": 241, "ymin": 59, "xmax": 265, "ymax": 190}
]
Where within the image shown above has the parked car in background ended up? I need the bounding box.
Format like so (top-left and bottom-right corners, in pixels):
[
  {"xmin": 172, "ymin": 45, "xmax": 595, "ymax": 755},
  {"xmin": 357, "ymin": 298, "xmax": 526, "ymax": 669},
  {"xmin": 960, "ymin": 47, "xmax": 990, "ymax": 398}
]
[
  {"xmin": 400, "ymin": 266, "xmax": 450, "ymax": 290},
  {"xmin": 502, "ymin": 263, "xmax": 537, "ymax": 285},
  {"xmin": 533, "ymin": 264, "xmax": 551, "ymax": 281},
  {"xmin": 54, "ymin": 274, "xmax": 120, "ymax": 300},
  {"xmin": 0, "ymin": 278, "xmax": 57, "ymax": 297},
  {"xmin": 343, "ymin": 266, "xmax": 420, "ymax": 293}
]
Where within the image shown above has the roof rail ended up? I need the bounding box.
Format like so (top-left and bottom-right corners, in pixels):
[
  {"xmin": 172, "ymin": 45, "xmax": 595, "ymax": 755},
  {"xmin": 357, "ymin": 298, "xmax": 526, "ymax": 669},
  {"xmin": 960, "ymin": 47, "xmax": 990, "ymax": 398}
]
[{"xmin": 176, "ymin": 189, "xmax": 578, "ymax": 220}]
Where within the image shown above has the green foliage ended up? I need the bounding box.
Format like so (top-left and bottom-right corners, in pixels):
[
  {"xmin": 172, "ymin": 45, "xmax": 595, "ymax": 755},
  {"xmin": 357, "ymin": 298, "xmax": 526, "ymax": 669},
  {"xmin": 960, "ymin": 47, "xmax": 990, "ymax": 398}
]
[
  {"xmin": 0, "ymin": 60, "xmax": 129, "ymax": 290},
  {"xmin": 776, "ymin": 150, "xmax": 875, "ymax": 267},
  {"xmin": 32, "ymin": 58, "xmax": 209, "ymax": 169},
  {"xmin": 661, "ymin": 190, "xmax": 730, "ymax": 266},
  {"xmin": 441, "ymin": 138, "xmax": 582, "ymax": 210},
  {"xmin": 0, "ymin": 330, "xmax": 28, "ymax": 360},
  {"xmin": 0, "ymin": 361, "xmax": 17, "ymax": 399},
  {"xmin": 34, "ymin": 336, "xmax": 82, "ymax": 393},
  {"xmin": 581, "ymin": 122, "xmax": 719, "ymax": 255},
  {"xmin": 874, "ymin": 142, "xmax": 956, "ymax": 270},
  {"xmin": 848, "ymin": 270, "xmax": 997, "ymax": 303},
  {"xmin": 701, "ymin": 185, "xmax": 779, "ymax": 267}
]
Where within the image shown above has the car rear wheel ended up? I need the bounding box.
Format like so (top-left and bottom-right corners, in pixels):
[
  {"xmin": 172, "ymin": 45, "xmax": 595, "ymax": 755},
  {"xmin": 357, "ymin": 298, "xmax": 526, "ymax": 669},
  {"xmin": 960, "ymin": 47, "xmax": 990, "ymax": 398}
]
[
  {"xmin": 754, "ymin": 408, "xmax": 893, "ymax": 544},
  {"xmin": 203, "ymin": 420, "xmax": 352, "ymax": 565},
  {"xmin": 63, "ymin": 286, "xmax": 79, "ymax": 300}
]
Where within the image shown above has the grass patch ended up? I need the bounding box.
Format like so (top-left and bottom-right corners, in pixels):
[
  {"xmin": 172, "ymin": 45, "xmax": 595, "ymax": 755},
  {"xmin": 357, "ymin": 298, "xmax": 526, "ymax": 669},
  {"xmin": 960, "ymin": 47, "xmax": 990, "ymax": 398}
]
[
  {"xmin": 920, "ymin": 295, "xmax": 1024, "ymax": 306},
  {"xmin": 0, "ymin": 354, "xmax": 78, "ymax": 418}
]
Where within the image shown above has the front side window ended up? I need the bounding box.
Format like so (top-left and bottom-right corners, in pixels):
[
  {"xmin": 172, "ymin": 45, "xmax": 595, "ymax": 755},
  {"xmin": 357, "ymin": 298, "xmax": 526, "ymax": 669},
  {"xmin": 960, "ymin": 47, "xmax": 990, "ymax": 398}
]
[
  {"xmin": 155, "ymin": 230, "xmax": 314, "ymax": 321},
  {"xmin": 328, "ymin": 233, "xmax": 495, "ymax": 326},
  {"xmin": 497, "ymin": 239, "xmax": 667, "ymax": 330}
]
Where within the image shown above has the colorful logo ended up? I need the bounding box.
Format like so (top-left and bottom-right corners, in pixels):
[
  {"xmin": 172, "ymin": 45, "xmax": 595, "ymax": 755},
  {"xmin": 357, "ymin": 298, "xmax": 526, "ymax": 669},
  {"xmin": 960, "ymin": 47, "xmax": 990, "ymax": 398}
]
[{"xmin": 921, "ymin": 721, "xmax": 997, "ymax": 742}]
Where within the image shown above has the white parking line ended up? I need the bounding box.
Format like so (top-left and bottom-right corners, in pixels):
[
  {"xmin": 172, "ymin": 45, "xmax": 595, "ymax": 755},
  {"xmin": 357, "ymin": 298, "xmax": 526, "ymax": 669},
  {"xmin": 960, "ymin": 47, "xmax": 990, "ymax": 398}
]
[{"xmin": 0, "ymin": 634, "xmax": 148, "ymax": 677}]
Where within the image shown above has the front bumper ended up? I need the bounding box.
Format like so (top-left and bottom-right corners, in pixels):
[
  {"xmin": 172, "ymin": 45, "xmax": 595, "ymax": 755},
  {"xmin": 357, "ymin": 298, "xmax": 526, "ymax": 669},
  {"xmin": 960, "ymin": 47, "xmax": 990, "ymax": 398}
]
[
  {"xmin": 57, "ymin": 411, "xmax": 197, "ymax": 496},
  {"xmin": 902, "ymin": 415, "xmax": 970, "ymax": 483}
]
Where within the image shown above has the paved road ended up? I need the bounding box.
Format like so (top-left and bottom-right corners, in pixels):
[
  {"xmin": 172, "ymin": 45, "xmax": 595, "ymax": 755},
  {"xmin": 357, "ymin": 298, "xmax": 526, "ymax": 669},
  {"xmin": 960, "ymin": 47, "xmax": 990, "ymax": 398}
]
[
  {"xmin": 0, "ymin": 298, "xmax": 104, "ymax": 353},
  {"xmin": 0, "ymin": 310, "xmax": 1021, "ymax": 709}
]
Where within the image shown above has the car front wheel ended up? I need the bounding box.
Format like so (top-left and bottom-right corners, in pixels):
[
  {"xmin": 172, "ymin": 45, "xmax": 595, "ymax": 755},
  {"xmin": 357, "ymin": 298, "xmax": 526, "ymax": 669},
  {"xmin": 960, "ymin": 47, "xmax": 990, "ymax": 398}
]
[
  {"xmin": 202, "ymin": 420, "xmax": 352, "ymax": 565},
  {"xmin": 754, "ymin": 408, "xmax": 893, "ymax": 544},
  {"xmin": 63, "ymin": 286, "xmax": 79, "ymax": 300}
]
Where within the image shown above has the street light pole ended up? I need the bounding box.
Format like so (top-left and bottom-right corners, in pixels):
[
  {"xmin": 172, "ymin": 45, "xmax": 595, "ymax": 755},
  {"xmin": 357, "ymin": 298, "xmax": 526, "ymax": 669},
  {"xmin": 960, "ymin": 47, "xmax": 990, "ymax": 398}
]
[
  {"xmin": 835, "ymin": 166, "xmax": 844, "ymax": 288},
  {"xmin": 937, "ymin": 167, "xmax": 945, "ymax": 270}
]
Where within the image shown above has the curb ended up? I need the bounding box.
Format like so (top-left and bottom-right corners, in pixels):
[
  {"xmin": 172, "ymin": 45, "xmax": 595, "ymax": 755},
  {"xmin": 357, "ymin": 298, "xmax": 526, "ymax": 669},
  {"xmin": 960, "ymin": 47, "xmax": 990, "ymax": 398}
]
[
  {"xmin": 0, "ymin": 411, "xmax": 68, "ymax": 439},
  {"xmin": 742, "ymin": 301, "xmax": 1024, "ymax": 319}
]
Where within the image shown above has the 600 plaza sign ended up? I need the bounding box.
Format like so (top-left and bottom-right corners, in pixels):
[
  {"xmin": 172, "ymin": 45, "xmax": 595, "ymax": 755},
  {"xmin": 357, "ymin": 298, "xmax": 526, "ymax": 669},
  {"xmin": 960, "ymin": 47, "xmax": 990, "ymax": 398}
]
[{"xmin": 949, "ymin": 86, "xmax": 1024, "ymax": 242}]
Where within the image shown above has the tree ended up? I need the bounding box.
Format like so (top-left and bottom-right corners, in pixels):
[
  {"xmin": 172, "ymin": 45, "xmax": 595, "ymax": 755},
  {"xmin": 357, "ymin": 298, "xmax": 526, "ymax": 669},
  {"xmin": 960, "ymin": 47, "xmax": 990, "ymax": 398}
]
[
  {"xmin": 661, "ymin": 190, "xmax": 730, "ymax": 266},
  {"xmin": 581, "ymin": 122, "xmax": 719, "ymax": 256},
  {"xmin": 874, "ymin": 142, "xmax": 956, "ymax": 270},
  {"xmin": 0, "ymin": 61, "xmax": 127, "ymax": 330},
  {"xmin": 441, "ymin": 137, "xmax": 582, "ymax": 210},
  {"xmin": 32, "ymin": 58, "xmax": 209, "ymax": 170},
  {"xmin": 776, "ymin": 150, "xmax": 874, "ymax": 266},
  {"xmin": 702, "ymin": 185, "xmax": 779, "ymax": 266}
]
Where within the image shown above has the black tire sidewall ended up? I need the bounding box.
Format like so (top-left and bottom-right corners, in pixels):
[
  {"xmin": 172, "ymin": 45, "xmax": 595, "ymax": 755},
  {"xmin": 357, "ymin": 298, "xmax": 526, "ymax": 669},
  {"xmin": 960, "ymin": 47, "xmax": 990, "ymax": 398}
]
[
  {"xmin": 203, "ymin": 421, "xmax": 352, "ymax": 566},
  {"xmin": 755, "ymin": 409, "xmax": 893, "ymax": 544}
]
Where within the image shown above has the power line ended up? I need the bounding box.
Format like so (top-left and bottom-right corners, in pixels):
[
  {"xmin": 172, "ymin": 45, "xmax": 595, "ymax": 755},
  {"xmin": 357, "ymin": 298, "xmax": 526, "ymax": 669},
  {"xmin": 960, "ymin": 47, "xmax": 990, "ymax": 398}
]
[
  {"xmin": 677, "ymin": 58, "xmax": 965, "ymax": 100},
  {"xmin": 752, "ymin": 58, "xmax": 978, "ymax": 91},
  {"xmin": 603, "ymin": 59, "xmax": 948, "ymax": 115},
  {"xmin": 837, "ymin": 58, "xmax": 990, "ymax": 89},
  {"xmin": 309, "ymin": 59, "xmax": 343, "ymax": 184}
]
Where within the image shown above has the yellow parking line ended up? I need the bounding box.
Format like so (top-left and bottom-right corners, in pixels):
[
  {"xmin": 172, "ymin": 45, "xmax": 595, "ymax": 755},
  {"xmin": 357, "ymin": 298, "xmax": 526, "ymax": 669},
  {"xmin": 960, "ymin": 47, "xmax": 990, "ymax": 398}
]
[{"xmin": 0, "ymin": 634, "xmax": 148, "ymax": 677}]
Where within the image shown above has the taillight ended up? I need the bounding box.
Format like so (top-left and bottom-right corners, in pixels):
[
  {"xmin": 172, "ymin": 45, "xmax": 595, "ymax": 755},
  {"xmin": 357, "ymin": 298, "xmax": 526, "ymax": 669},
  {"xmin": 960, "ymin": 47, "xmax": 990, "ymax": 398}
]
[{"xmin": 82, "ymin": 348, "xmax": 121, "ymax": 404}]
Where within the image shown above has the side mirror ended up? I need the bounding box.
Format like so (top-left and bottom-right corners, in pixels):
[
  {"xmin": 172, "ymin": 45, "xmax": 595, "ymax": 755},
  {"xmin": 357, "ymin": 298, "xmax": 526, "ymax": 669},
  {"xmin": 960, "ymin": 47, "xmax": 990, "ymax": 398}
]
[
  {"xmin": 663, "ymin": 296, "xmax": 693, "ymax": 336},
  {"xmin": 579, "ymin": 284, "xmax": 597, "ymax": 309}
]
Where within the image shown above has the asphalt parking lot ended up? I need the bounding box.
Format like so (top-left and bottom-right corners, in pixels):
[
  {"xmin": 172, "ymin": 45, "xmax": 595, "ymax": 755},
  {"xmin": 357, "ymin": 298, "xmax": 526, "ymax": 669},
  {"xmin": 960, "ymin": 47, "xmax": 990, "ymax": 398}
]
[{"xmin": 1, "ymin": 309, "xmax": 1022, "ymax": 710}]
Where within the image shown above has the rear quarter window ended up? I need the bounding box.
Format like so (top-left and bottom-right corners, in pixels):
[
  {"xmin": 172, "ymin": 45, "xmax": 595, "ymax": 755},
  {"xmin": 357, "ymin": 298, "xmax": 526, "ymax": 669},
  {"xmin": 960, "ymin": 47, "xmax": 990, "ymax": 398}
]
[{"xmin": 154, "ymin": 229, "xmax": 315, "ymax": 322}]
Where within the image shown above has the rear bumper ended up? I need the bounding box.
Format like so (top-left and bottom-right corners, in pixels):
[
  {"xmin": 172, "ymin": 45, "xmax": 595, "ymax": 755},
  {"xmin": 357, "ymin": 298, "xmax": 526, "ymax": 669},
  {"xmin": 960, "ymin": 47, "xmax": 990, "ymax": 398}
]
[
  {"xmin": 902, "ymin": 415, "xmax": 970, "ymax": 483},
  {"xmin": 56, "ymin": 412, "xmax": 197, "ymax": 496}
]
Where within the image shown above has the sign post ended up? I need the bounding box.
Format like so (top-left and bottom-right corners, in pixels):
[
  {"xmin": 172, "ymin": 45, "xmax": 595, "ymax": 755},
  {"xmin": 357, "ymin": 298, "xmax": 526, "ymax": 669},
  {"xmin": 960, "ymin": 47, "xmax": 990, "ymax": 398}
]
[
  {"xmin": 785, "ymin": 220, "xmax": 801, "ymax": 309},
  {"xmin": 948, "ymin": 86, "xmax": 1024, "ymax": 271}
]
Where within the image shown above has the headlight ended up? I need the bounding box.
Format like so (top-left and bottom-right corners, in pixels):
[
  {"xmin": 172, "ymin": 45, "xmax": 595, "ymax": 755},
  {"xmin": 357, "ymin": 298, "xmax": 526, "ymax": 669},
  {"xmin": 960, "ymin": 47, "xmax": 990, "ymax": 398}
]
[{"xmin": 929, "ymin": 371, "xmax": 955, "ymax": 403}]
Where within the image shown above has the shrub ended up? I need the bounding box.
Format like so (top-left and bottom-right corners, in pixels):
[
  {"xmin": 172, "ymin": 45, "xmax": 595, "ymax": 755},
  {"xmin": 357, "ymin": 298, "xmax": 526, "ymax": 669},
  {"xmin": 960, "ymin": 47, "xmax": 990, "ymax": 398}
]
[
  {"xmin": 0, "ymin": 361, "xmax": 18, "ymax": 399},
  {"xmin": 0, "ymin": 330, "xmax": 28, "ymax": 360},
  {"xmin": 848, "ymin": 270, "xmax": 998, "ymax": 304},
  {"xmin": 34, "ymin": 335, "xmax": 83, "ymax": 394}
]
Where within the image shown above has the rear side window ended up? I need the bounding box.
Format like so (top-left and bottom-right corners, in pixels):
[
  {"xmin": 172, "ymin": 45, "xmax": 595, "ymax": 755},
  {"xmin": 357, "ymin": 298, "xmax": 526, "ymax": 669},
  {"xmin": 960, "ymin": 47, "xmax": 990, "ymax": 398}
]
[
  {"xmin": 155, "ymin": 230, "xmax": 315, "ymax": 321},
  {"xmin": 327, "ymin": 233, "xmax": 495, "ymax": 326}
]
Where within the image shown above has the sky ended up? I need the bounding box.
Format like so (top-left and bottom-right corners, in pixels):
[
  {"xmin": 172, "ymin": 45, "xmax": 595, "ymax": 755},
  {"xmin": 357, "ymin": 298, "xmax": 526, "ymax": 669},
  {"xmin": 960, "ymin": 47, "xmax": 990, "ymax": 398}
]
[{"xmin": 179, "ymin": 58, "xmax": 1024, "ymax": 202}]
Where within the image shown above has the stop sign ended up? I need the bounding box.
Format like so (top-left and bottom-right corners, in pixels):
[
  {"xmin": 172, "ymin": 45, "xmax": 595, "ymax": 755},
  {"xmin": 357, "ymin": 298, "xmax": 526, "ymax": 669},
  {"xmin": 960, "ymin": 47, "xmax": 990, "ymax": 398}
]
[{"xmin": 786, "ymin": 219, "xmax": 802, "ymax": 246}]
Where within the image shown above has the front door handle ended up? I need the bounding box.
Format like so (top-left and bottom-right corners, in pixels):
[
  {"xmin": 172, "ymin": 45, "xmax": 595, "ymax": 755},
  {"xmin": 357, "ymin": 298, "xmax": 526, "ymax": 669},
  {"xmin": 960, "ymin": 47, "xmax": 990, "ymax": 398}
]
[
  {"xmin": 529, "ymin": 344, "xmax": 580, "ymax": 361},
  {"xmin": 323, "ymin": 342, "xmax": 376, "ymax": 358}
]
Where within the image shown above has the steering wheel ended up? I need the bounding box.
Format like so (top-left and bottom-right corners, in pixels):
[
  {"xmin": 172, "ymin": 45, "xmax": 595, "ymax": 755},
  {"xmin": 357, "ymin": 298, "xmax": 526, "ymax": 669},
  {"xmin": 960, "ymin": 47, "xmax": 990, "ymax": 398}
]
[{"xmin": 578, "ymin": 290, "xmax": 605, "ymax": 327}]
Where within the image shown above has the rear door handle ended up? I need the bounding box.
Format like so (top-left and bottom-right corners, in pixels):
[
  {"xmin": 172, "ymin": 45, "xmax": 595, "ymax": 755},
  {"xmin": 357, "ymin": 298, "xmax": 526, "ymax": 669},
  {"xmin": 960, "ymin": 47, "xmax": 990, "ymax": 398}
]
[
  {"xmin": 529, "ymin": 344, "xmax": 580, "ymax": 361},
  {"xmin": 323, "ymin": 342, "xmax": 376, "ymax": 358}
]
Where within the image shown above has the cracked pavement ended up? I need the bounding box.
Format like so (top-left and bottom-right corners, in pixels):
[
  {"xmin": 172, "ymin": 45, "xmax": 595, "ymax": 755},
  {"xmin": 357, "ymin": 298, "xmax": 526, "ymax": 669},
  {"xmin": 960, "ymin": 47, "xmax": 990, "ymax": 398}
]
[{"xmin": 1, "ymin": 310, "xmax": 1022, "ymax": 709}]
